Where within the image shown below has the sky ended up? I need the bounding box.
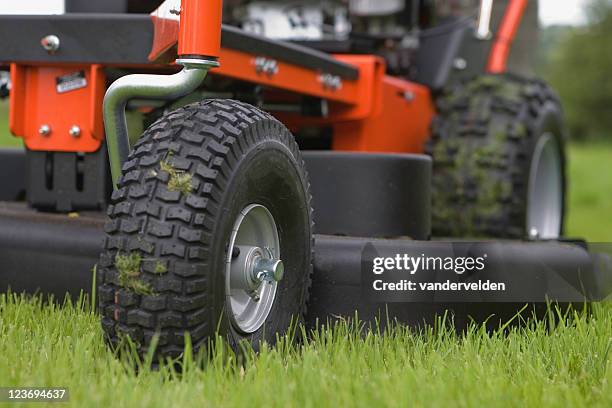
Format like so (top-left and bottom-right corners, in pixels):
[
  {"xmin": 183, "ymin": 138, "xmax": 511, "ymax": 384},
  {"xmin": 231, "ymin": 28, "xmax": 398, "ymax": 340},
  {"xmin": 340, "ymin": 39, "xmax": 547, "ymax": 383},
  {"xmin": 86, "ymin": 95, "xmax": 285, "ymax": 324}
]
[
  {"xmin": 0, "ymin": 0, "xmax": 591, "ymax": 27},
  {"xmin": 539, "ymin": 0, "xmax": 588, "ymax": 26}
]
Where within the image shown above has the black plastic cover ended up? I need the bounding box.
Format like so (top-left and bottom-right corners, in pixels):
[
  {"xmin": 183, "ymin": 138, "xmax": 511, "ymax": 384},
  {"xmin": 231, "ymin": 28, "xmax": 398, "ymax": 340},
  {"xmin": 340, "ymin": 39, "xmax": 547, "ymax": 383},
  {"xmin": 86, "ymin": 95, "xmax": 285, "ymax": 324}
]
[
  {"xmin": 303, "ymin": 151, "xmax": 431, "ymax": 239},
  {"xmin": 0, "ymin": 149, "xmax": 26, "ymax": 201},
  {"xmin": 26, "ymin": 146, "xmax": 110, "ymax": 212},
  {"xmin": 0, "ymin": 206, "xmax": 603, "ymax": 331}
]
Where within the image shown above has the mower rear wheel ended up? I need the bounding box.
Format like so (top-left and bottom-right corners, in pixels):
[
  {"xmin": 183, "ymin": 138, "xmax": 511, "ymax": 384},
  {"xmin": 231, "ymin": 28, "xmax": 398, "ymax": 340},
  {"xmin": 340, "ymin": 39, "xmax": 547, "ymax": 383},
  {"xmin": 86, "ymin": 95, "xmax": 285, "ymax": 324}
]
[
  {"xmin": 427, "ymin": 74, "xmax": 567, "ymax": 239},
  {"xmin": 97, "ymin": 99, "xmax": 313, "ymax": 358}
]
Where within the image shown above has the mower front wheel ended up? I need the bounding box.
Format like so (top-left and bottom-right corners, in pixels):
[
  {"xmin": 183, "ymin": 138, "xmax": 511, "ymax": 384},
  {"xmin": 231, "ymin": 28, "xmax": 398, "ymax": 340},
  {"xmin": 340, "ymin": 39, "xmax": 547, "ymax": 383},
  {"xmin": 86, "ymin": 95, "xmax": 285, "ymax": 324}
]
[{"xmin": 97, "ymin": 99, "xmax": 313, "ymax": 358}]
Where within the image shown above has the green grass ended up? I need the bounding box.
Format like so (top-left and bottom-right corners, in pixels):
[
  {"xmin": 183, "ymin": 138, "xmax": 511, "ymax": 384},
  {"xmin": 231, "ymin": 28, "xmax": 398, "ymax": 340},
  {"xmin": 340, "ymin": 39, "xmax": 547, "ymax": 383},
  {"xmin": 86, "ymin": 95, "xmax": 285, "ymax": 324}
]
[
  {"xmin": 1, "ymin": 294, "xmax": 611, "ymax": 408},
  {"xmin": 0, "ymin": 101, "xmax": 23, "ymax": 148},
  {"xmin": 1, "ymin": 106, "xmax": 612, "ymax": 407},
  {"xmin": 566, "ymin": 141, "xmax": 612, "ymax": 240}
]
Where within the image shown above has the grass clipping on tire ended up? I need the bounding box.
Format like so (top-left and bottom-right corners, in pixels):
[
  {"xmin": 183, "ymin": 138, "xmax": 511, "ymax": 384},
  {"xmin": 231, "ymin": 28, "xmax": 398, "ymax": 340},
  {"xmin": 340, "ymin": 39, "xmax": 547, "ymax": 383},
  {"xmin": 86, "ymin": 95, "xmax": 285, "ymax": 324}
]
[
  {"xmin": 115, "ymin": 252, "xmax": 154, "ymax": 295},
  {"xmin": 160, "ymin": 158, "xmax": 193, "ymax": 195}
]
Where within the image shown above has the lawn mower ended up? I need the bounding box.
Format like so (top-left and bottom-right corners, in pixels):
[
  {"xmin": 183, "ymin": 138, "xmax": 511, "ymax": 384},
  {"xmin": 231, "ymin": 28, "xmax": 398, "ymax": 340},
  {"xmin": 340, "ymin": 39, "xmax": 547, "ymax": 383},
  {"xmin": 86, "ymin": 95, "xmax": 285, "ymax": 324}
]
[{"xmin": 0, "ymin": 0, "xmax": 610, "ymax": 357}]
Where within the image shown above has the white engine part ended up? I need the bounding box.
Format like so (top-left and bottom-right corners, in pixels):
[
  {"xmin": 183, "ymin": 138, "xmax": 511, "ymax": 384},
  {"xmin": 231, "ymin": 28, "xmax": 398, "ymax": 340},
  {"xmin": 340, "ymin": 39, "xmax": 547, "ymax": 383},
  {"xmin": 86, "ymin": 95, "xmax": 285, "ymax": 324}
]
[
  {"xmin": 0, "ymin": 0, "xmax": 64, "ymax": 15},
  {"xmin": 240, "ymin": 1, "xmax": 351, "ymax": 40},
  {"xmin": 349, "ymin": 0, "xmax": 405, "ymax": 16}
]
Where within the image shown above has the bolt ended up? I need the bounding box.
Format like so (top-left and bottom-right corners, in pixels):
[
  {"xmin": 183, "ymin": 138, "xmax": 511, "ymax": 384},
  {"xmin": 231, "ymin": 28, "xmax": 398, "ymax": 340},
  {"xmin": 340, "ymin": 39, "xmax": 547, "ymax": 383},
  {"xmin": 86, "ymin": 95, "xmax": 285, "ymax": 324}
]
[
  {"xmin": 403, "ymin": 91, "xmax": 415, "ymax": 102},
  {"xmin": 253, "ymin": 258, "xmax": 284, "ymax": 283},
  {"xmin": 319, "ymin": 73, "xmax": 342, "ymax": 91},
  {"xmin": 453, "ymin": 57, "xmax": 467, "ymax": 71},
  {"xmin": 528, "ymin": 228, "xmax": 540, "ymax": 240},
  {"xmin": 69, "ymin": 125, "xmax": 81, "ymax": 138},
  {"xmin": 39, "ymin": 125, "xmax": 51, "ymax": 136},
  {"xmin": 40, "ymin": 35, "xmax": 60, "ymax": 54},
  {"xmin": 255, "ymin": 57, "xmax": 279, "ymax": 76}
]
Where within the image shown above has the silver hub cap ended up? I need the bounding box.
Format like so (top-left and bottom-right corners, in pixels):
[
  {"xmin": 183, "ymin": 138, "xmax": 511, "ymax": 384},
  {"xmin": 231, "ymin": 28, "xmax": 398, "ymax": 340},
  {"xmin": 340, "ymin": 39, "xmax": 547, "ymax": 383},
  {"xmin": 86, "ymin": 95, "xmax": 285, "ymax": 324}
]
[
  {"xmin": 225, "ymin": 204, "xmax": 283, "ymax": 334},
  {"xmin": 527, "ymin": 133, "xmax": 563, "ymax": 239}
]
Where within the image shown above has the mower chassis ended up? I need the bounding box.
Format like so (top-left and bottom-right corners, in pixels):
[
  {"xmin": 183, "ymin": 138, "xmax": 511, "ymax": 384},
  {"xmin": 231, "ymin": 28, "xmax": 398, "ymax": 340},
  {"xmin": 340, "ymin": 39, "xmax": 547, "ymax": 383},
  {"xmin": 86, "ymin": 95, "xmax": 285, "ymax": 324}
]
[
  {"xmin": 0, "ymin": 150, "xmax": 608, "ymax": 329},
  {"xmin": 0, "ymin": 10, "xmax": 610, "ymax": 330}
]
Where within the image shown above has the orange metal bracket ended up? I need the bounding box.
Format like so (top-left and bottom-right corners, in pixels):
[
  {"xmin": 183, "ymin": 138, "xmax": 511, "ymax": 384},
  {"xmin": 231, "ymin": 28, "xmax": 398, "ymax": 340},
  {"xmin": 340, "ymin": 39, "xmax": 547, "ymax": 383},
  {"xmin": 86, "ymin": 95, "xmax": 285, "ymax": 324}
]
[
  {"xmin": 276, "ymin": 55, "xmax": 435, "ymax": 154},
  {"xmin": 215, "ymin": 49, "xmax": 361, "ymax": 105},
  {"xmin": 487, "ymin": 0, "xmax": 528, "ymax": 73},
  {"xmin": 148, "ymin": 2, "xmax": 362, "ymax": 106},
  {"xmin": 331, "ymin": 76, "xmax": 434, "ymax": 153},
  {"xmin": 9, "ymin": 64, "xmax": 105, "ymax": 152}
]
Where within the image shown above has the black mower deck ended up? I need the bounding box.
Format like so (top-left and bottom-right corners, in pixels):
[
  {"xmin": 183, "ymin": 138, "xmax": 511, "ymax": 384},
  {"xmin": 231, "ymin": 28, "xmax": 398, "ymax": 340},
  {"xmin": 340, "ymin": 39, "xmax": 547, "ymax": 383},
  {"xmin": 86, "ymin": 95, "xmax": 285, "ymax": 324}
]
[{"xmin": 1, "ymin": 202, "xmax": 609, "ymax": 330}]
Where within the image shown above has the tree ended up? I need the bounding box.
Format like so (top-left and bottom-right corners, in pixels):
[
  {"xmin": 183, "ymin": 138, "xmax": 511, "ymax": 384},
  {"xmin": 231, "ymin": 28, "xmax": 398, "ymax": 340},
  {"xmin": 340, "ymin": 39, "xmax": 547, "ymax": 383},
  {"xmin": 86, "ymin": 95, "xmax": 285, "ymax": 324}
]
[{"xmin": 542, "ymin": 0, "xmax": 612, "ymax": 140}]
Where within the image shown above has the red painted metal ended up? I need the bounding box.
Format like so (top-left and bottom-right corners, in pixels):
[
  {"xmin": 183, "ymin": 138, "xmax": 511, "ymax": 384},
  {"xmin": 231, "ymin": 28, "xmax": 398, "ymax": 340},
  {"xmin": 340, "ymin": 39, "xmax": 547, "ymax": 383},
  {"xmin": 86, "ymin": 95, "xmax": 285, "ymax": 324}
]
[
  {"xmin": 216, "ymin": 49, "xmax": 362, "ymax": 105},
  {"xmin": 178, "ymin": 0, "xmax": 222, "ymax": 59},
  {"xmin": 149, "ymin": 15, "xmax": 180, "ymax": 62},
  {"xmin": 487, "ymin": 0, "xmax": 528, "ymax": 73},
  {"xmin": 331, "ymin": 76, "xmax": 434, "ymax": 153},
  {"xmin": 9, "ymin": 52, "xmax": 434, "ymax": 154},
  {"xmin": 11, "ymin": 1, "xmax": 436, "ymax": 155},
  {"xmin": 276, "ymin": 56, "xmax": 435, "ymax": 154},
  {"xmin": 9, "ymin": 64, "xmax": 105, "ymax": 152}
]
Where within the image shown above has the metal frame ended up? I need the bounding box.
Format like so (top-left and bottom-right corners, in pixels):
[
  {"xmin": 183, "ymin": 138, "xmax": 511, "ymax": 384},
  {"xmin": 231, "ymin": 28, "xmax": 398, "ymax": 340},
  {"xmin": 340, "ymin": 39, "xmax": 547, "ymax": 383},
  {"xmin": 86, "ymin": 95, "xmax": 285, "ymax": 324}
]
[
  {"xmin": 488, "ymin": 0, "xmax": 529, "ymax": 73},
  {"xmin": 1, "ymin": 0, "xmax": 530, "ymax": 188},
  {"xmin": 0, "ymin": 1, "xmax": 598, "ymax": 329},
  {"xmin": 103, "ymin": 64, "xmax": 209, "ymax": 186}
]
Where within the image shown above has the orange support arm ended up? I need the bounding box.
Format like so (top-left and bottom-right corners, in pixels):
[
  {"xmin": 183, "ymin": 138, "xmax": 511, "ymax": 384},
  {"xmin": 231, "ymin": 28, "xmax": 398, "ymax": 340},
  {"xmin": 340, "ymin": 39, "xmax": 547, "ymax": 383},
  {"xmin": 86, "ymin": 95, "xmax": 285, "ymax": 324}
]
[
  {"xmin": 149, "ymin": 0, "xmax": 223, "ymax": 62},
  {"xmin": 487, "ymin": 0, "xmax": 528, "ymax": 73},
  {"xmin": 178, "ymin": 0, "xmax": 222, "ymax": 60}
]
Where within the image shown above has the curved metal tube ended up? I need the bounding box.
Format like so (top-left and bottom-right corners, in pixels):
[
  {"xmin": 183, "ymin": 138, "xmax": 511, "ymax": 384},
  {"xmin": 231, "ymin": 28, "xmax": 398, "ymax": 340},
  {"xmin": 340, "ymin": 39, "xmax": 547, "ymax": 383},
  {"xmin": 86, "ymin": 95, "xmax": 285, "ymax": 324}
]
[{"xmin": 103, "ymin": 66, "xmax": 208, "ymax": 187}]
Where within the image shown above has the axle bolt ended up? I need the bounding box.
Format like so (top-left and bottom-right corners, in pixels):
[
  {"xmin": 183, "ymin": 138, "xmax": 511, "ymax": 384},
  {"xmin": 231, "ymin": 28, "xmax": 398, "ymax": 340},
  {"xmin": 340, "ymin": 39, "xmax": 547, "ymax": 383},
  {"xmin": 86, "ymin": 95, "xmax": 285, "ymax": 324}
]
[
  {"xmin": 39, "ymin": 124, "xmax": 51, "ymax": 136},
  {"xmin": 69, "ymin": 125, "xmax": 81, "ymax": 138},
  {"xmin": 253, "ymin": 258, "xmax": 284, "ymax": 283},
  {"xmin": 41, "ymin": 35, "xmax": 60, "ymax": 54}
]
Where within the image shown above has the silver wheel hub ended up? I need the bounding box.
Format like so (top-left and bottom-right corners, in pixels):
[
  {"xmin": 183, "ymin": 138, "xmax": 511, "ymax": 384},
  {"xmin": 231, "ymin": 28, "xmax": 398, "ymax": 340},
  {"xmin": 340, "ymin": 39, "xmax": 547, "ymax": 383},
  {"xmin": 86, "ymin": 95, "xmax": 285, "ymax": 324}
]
[
  {"xmin": 527, "ymin": 133, "xmax": 563, "ymax": 239},
  {"xmin": 225, "ymin": 204, "xmax": 282, "ymax": 334}
]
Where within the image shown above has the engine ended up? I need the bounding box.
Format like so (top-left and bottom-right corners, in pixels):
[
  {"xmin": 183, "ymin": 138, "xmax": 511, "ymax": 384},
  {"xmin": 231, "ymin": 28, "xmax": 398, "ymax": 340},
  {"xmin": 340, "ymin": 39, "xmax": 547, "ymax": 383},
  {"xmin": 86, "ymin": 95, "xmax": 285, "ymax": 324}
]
[
  {"xmin": 224, "ymin": 0, "xmax": 415, "ymax": 41},
  {"xmin": 223, "ymin": 1, "xmax": 481, "ymax": 76}
]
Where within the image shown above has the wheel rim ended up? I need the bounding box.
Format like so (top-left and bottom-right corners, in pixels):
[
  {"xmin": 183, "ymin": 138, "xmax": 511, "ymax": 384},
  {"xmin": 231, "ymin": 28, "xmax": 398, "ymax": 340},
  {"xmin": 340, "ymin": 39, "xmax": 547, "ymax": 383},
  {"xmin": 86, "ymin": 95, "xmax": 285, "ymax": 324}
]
[
  {"xmin": 527, "ymin": 133, "xmax": 563, "ymax": 239},
  {"xmin": 225, "ymin": 204, "xmax": 283, "ymax": 334}
]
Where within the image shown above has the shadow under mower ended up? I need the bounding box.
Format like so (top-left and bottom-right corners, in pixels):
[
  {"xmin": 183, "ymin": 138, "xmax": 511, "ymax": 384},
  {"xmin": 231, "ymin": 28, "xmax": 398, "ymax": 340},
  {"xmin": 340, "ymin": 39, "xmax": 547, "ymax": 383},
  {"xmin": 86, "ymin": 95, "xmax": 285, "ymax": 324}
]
[{"xmin": 0, "ymin": 0, "xmax": 610, "ymax": 357}]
